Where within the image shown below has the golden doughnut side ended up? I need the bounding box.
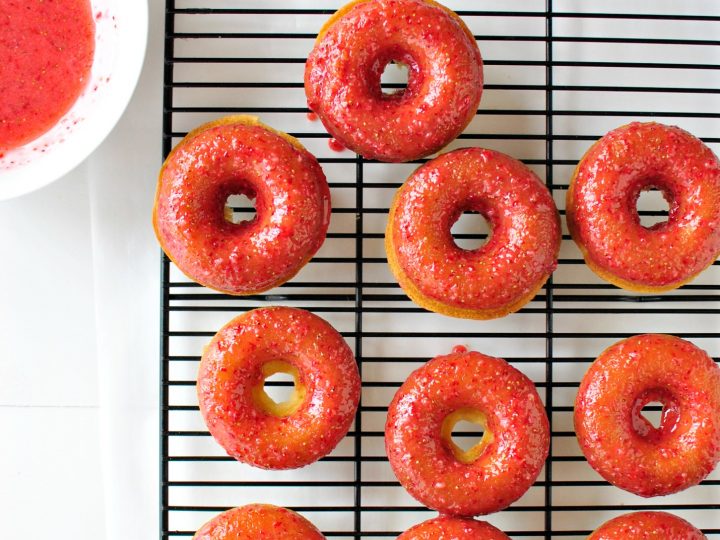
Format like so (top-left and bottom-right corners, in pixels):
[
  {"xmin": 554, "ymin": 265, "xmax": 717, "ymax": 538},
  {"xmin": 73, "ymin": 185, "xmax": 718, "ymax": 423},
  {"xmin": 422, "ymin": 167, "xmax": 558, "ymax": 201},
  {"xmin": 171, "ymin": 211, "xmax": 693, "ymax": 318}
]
[
  {"xmin": 251, "ymin": 360, "xmax": 308, "ymax": 418},
  {"xmin": 440, "ymin": 408, "xmax": 494, "ymax": 464},
  {"xmin": 316, "ymin": 0, "xmax": 477, "ymax": 46}
]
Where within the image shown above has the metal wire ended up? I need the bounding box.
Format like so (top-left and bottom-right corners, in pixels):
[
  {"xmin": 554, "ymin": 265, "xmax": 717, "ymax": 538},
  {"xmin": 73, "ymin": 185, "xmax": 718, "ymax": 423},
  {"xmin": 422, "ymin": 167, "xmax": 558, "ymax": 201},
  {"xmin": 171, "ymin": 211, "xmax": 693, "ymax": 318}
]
[{"xmin": 161, "ymin": 1, "xmax": 720, "ymax": 538}]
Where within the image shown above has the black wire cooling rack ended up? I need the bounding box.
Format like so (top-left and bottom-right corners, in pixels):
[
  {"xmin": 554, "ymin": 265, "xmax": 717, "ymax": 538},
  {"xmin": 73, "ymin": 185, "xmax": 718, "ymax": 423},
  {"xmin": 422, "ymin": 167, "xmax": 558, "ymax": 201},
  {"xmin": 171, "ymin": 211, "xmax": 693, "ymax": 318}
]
[{"xmin": 160, "ymin": 1, "xmax": 720, "ymax": 538}]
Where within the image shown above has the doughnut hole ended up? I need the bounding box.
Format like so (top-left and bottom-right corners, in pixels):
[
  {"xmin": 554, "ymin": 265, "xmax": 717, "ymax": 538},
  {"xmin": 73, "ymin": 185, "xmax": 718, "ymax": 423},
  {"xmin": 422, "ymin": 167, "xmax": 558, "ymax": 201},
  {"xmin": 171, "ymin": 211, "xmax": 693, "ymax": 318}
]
[
  {"xmin": 441, "ymin": 408, "xmax": 494, "ymax": 464},
  {"xmin": 451, "ymin": 210, "xmax": 492, "ymax": 251},
  {"xmin": 631, "ymin": 389, "xmax": 680, "ymax": 443},
  {"xmin": 224, "ymin": 192, "xmax": 257, "ymax": 225},
  {"xmin": 380, "ymin": 60, "xmax": 410, "ymax": 96},
  {"xmin": 252, "ymin": 360, "xmax": 307, "ymax": 417},
  {"xmin": 634, "ymin": 186, "xmax": 673, "ymax": 230},
  {"xmin": 641, "ymin": 401, "xmax": 663, "ymax": 429},
  {"xmin": 371, "ymin": 51, "xmax": 420, "ymax": 101}
]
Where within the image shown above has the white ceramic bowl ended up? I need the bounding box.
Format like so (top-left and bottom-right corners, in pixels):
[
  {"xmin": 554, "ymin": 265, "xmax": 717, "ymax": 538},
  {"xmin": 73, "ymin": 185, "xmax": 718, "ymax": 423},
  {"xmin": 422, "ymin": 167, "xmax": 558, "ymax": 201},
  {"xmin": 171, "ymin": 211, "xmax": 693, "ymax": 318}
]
[{"xmin": 0, "ymin": 0, "xmax": 148, "ymax": 200}]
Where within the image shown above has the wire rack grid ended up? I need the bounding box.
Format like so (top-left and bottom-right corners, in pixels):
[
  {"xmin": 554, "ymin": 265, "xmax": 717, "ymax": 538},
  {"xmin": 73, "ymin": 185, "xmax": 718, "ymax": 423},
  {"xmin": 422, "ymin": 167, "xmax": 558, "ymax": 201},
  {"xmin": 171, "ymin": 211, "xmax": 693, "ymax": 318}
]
[{"xmin": 160, "ymin": 1, "xmax": 720, "ymax": 538}]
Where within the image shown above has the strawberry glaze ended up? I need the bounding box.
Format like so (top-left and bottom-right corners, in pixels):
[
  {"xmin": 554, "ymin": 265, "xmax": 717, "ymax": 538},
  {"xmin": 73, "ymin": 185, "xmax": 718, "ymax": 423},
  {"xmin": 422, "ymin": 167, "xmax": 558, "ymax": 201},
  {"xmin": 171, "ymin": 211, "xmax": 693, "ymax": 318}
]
[
  {"xmin": 589, "ymin": 511, "xmax": 706, "ymax": 540},
  {"xmin": 386, "ymin": 148, "xmax": 561, "ymax": 319},
  {"xmin": 567, "ymin": 122, "xmax": 720, "ymax": 292},
  {"xmin": 328, "ymin": 137, "xmax": 345, "ymax": 152},
  {"xmin": 385, "ymin": 349, "xmax": 549, "ymax": 516},
  {"xmin": 153, "ymin": 117, "xmax": 331, "ymax": 295},
  {"xmin": 575, "ymin": 334, "xmax": 720, "ymax": 497},
  {"xmin": 0, "ymin": 0, "xmax": 95, "ymax": 151},
  {"xmin": 305, "ymin": 0, "xmax": 482, "ymax": 162},
  {"xmin": 197, "ymin": 307, "xmax": 360, "ymax": 470},
  {"xmin": 398, "ymin": 516, "xmax": 510, "ymax": 539},
  {"xmin": 193, "ymin": 504, "xmax": 325, "ymax": 539}
]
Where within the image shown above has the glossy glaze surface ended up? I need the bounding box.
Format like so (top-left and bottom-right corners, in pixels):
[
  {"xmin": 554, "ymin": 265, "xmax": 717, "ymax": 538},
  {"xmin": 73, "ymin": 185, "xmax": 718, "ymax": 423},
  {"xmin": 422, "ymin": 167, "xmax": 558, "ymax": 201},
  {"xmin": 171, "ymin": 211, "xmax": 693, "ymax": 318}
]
[
  {"xmin": 589, "ymin": 511, "xmax": 706, "ymax": 540},
  {"xmin": 398, "ymin": 515, "xmax": 510, "ymax": 539},
  {"xmin": 305, "ymin": 0, "xmax": 482, "ymax": 162},
  {"xmin": 197, "ymin": 307, "xmax": 360, "ymax": 470},
  {"xmin": 0, "ymin": 0, "xmax": 95, "ymax": 151},
  {"xmin": 385, "ymin": 349, "xmax": 549, "ymax": 516},
  {"xmin": 567, "ymin": 122, "xmax": 720, "ymax": 292},
  {"xmin": 193, "ymin": 504, "xmax": 325, "ymax": 539},
  {"xmin": 153, "ymin": 116, "xmax": 331, "ymax": 295},
  {"xmin": 575, "ymin": 334, "xmax": 720, "ymax": 497},
  {"xmin": 386, "ymin": 148, "xmax": 560, "ymax": 319}
]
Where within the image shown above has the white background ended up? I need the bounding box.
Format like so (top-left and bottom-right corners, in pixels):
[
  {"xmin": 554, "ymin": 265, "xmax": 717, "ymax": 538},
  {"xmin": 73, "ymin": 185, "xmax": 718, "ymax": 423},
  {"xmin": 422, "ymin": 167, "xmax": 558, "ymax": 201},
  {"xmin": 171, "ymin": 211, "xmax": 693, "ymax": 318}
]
[{"xmin": 0, "ymin": 0, "xmax": 162, "ymax": 537}]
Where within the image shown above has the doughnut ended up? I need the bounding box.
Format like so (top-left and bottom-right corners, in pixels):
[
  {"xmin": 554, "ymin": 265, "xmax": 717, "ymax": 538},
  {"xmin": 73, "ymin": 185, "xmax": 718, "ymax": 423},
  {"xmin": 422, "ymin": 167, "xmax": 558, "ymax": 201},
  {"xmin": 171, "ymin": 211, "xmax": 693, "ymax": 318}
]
[
  {"xmin": 567, "ymin": 122, "xmax": 720, "ymax": 292},
  {"xmin": 197, "ymin": 307, "xmax": 360, "ymax": 469},
  {"xmin": 575, "ymin": 334, "xmax": 720, "ymax": 497},
  {"xmin": 386, "ymin": 148, "xmax": 561, "ymax": 319},
  {"xmin": 193, "ymin": 504, "xmax": 325, "ymax": 539},
  {"xmin": 153, "ymin": 115, "xmax": 331, "ymax": 295},
  {"xmin": 305, "ymin": 0, "xmax": 483, "ymax": 162},
  {"xmin": 385, "ymin": 347, "xmax": 549, "ymax": 516},
  {"xmin": 398, "ymin": 516, "xmax": 510, "ymax": 539},
  {"xmin": 589, "ymin": 511, "xmax": 706, "ymax": 540}
]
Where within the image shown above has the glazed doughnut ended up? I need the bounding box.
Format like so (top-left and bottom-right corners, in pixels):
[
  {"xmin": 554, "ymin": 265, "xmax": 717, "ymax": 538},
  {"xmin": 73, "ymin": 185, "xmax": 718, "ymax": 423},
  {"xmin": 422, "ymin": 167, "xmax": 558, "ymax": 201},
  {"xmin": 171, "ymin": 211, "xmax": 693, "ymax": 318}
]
[
  {"xmin": 567, "ymin": 122, "xmax": 720, "ymax": 292},
  {"xmin": 386, "ymin": 347, "xmax": 549, "ymax": 516},
  {"xmin": 386, "ymin": 148, "xmax": 561, "ymax": 319},
  {"xmin": 153, "ymin": 115, "xmax": 331, "ymax": 295},
  {"xmin": 575, "ymin": 334, "xmax": 720, "ymax": 497},
  {"xmin": 197, "ymin": 307, "xmax": 360, "ymax": 469},
  {"xmin": 305, "ymin": 0, "xmax": 482, "ymax": 162},
  {"xmin": 193, "ymin": 504, "xmax": 325, "ymax": 539},
  {"xmin": 398, "ymin": 516, "xmax": 510, "ymax": 539},
  {"xmin": 589, "ymin": 511, "xmax": 706, "ymax": 540}
]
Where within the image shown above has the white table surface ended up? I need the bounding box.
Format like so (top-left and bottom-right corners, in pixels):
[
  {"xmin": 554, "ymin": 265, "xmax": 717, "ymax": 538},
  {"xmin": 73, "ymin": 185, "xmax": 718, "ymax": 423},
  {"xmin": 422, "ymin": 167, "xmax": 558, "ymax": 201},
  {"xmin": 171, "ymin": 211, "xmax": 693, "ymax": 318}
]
[{"xmin": 0, "ymin": 1, "xmax": 163, "ymax": 538}]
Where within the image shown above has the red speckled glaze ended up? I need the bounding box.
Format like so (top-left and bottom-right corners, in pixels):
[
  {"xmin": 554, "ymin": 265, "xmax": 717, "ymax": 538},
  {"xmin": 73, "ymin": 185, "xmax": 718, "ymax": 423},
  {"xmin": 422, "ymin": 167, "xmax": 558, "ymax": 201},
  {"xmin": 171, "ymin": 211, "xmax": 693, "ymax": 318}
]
[
  {"xmin": 193, "ymin": 504, "xmax": 325, "ymax": 540},
  {"xmin": 328, "ymin": 138, "xmax": 346, "ymax": 152},
  {"xmin": 305, "ymin": 0, "xmax": 483, "ymax": 162},
  {"xmin": 385, "ymin": 349, "xmax": 550, "ymax": 516},
  {"xmin": 153, "ymin": 116, "xmax": 331, "ymax": 295},
  {"xmin": 567, "ymin": 122, "xmax": 720, "ymax": 292},
  {"xmin": 575, "ymin": 334, "xmax": 720, "ymax": 497},
  {"xmin": 589, "ymin": 511, "xmax": 706, "ymax": 540},
  {"xmin": 0, "ymin": 0, "xmax": 95, "ymax": 151},
  {"xmin": 386, "ymin": 148, "xmax": 561, "ymax": 319},
  {"xmin": 197, "ymin": 307, "xmax": 360, "ymax": 470},
  {"xmin": 398, "ymin": 516, "xmax": 510, "ymax": 539}
]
